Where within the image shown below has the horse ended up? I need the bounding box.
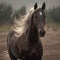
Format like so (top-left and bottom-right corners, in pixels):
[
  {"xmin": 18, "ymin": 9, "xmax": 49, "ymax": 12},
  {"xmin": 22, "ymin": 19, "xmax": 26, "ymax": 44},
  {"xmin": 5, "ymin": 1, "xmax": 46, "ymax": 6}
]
[{"xmin": 7, "ymin": 2, "xmax": 46, "ymax": 60}]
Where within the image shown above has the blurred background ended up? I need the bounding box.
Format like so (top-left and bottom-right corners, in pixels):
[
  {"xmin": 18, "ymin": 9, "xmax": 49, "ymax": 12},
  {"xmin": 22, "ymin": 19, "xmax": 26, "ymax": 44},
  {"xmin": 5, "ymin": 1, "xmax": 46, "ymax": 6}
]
[
  {"xmin": 0, "ymin": 0, "xmax": 60, "ymax": 32},
  {"xmin": 0, "ymin": 0, "xmax": 60, "ymax": 60}
]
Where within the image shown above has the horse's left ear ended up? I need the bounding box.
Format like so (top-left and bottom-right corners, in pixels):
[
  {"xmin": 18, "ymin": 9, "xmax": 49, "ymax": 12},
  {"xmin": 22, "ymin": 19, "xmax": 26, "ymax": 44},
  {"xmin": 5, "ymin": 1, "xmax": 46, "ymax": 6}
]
[
  {"xmin": 42, "ymin": 2, "xmax": 46, "ymax": 11},
  {"xmin": 34, "ymin": 3, "xmax": 38, "ymax": 9}
]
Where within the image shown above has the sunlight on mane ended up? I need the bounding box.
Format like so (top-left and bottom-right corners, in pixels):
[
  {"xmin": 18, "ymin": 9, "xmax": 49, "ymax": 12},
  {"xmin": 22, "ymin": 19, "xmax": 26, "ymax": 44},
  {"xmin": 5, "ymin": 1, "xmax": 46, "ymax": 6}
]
[{"xmin": 12, "ymin": 7, "xmax": 35, "ymax": 37}]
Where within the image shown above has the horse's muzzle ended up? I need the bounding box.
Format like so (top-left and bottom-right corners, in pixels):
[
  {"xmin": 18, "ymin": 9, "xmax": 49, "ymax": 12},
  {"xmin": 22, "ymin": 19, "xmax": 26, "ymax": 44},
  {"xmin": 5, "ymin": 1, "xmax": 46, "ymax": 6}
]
[{"xmin": 39, "ymin": 30, "xmax": 46, "ymax": 37}]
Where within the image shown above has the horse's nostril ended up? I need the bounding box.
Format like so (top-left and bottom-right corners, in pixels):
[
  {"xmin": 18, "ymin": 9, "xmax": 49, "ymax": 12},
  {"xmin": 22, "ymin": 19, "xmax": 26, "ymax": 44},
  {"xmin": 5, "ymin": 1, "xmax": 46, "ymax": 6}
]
[{"xmin": 39, "ymin": 30, "xmax": 46, "ymax": 37}]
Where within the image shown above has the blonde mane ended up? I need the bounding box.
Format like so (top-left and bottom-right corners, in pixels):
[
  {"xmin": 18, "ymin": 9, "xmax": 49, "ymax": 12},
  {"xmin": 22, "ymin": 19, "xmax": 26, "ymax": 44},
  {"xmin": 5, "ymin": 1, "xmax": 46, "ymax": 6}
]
[{"xmin": 12, "ymin": 8, "xmax": 35, "ymax": 37}]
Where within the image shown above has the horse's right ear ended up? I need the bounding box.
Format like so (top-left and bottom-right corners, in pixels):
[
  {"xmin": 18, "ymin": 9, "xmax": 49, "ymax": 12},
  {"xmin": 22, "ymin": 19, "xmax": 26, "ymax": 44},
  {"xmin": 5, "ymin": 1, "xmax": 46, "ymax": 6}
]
[
  {"xmin": 34, "ymin": 3, "xmax": 38, "ymax": 9},
  {"xmin": 42, "ymin": 2, "xmax": 46, "ymax": 11}
]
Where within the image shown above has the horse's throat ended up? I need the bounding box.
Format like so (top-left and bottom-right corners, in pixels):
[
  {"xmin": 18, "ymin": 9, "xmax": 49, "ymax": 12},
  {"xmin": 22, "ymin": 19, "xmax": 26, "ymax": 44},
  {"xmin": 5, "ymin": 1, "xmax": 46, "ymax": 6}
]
[{"xmin": 28, "ymin": 26, "xmax": 39, "ymax": 44}]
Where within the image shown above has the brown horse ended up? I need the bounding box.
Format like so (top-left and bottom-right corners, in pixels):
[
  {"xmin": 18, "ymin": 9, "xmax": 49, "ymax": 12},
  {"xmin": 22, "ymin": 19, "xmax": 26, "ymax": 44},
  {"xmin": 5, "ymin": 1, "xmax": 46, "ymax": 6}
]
[{"xmin": 7, "ymin": 2, "xmax": 46, "ymax": 60}]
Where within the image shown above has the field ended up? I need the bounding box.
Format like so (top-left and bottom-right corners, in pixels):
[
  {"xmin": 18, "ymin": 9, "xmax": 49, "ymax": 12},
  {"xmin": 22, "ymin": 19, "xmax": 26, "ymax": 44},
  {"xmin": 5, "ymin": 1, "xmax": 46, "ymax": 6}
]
[{"xmin": 0, "ymin": 30, "xmax": 60, "ymax": 60}]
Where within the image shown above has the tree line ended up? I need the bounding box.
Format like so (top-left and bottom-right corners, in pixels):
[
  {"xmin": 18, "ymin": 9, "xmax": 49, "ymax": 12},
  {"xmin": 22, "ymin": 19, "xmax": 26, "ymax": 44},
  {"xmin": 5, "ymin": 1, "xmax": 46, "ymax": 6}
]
[
  {"xmin": 0, "ymin": 2, "xmax": 60, "ymax": 26},
  {"xmin": 46, "ymin": 6, "xmax": 60, "ymax": 23},
  {"xmin": 0, "ymin": 2, "xmax": 26, "ymax": 26}
]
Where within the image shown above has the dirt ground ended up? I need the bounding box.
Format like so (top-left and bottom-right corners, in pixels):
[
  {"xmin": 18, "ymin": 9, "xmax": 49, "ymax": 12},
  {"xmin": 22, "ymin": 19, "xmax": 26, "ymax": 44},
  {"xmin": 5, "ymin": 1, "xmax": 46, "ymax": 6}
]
[{"xmin": 0, "ymin": 30, "xmax": 60, "ymax": 60}]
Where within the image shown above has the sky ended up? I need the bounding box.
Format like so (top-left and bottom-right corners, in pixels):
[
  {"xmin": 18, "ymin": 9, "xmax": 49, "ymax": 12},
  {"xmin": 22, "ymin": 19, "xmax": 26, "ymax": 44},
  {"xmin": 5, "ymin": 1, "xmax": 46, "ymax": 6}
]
[{"xmin": 0, "ymin": 0, "xmax": 60, "ymax": 11}]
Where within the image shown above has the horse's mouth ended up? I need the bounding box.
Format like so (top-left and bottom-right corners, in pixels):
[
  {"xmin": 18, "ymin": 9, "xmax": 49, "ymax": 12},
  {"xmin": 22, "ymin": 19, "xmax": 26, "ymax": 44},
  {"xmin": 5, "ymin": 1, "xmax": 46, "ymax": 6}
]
[{"xmin": 39, "ymin": 30, "xmax": 46, "ymax": 37}]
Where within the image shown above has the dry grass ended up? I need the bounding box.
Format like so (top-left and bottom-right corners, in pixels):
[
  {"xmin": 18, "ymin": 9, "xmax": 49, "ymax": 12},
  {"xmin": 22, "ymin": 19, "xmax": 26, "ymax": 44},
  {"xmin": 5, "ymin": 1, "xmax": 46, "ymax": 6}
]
[
  {"xmin": 0, "ymin": 29, "xmax": 60, "ymax": 60},
  {"xmin": 46, "ymin": 23, "xmax": 60, "ymax": 31},
  {"xmin": 0, "ymin": 25, "xmax": 11, "ymax": 32}
]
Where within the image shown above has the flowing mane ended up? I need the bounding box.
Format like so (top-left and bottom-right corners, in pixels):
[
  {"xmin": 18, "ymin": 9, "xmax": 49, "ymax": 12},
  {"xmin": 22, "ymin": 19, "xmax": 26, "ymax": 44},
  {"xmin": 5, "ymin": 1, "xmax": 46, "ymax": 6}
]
[{"xmin": 12, "ymin": 8, "xmax": 35, "ymax": 37}]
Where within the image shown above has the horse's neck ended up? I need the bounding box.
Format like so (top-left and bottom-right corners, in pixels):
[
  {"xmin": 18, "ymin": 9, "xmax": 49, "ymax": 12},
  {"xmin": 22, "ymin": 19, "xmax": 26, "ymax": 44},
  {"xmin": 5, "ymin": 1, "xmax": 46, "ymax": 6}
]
[{"xmin": 28, "ymin": 25, "xmax": 39, "ymax": 46}]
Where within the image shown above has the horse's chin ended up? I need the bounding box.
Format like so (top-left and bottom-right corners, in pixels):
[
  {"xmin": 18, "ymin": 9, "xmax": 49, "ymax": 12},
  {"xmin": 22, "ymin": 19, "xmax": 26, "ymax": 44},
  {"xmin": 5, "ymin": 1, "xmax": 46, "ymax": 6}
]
[{"xmin": 39, "ymin": 30, "xmax": 46, "ymax": 37}]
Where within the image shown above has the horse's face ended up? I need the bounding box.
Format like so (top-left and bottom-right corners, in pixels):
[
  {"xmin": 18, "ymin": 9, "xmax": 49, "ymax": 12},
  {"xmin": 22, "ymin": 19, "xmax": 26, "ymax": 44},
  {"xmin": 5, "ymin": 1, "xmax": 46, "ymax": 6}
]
[{"xmin": 33, "ymin": 2, "xmax": 46, "ymax": 37}]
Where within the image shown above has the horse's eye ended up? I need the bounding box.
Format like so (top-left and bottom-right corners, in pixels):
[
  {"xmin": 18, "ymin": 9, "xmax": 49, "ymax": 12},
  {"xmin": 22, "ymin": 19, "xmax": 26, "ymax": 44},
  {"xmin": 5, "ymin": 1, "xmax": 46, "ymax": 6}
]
[
  {"xmin": 40, "ymin": 12, "xmax": 42, "ymax": 15},
  {"xmin": 35, "ymin": 16, "xmax": 37, "ymax": 19}
]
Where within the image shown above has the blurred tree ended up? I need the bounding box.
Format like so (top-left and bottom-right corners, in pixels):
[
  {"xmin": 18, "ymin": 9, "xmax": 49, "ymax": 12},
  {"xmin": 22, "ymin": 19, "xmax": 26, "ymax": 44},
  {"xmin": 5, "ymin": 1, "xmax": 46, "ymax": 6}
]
[
  {"xmin": 14, "ymin": 6, "xmax": 26, "ymax": 19},
  {"xmin": 46, "ymin": 6, "xmax": 60, "ymax": 23},
  {"xmin": 6, "ymin": 4, "xmax": 13, "ymax": 24},
  {"xmin": 0, "ymin": 2, "xmax": 13, "ymax": 25},
  {"xmin": 0, "ymin": 2, "xmax": 26, "ymax": 26}
]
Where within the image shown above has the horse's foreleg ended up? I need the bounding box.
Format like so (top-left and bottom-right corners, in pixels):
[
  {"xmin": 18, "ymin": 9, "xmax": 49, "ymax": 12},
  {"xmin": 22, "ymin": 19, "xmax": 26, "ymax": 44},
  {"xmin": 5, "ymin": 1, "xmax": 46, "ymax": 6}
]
[
  {"xmin": 37, "ymin": 56, "xmax": 42, "ymax": 60},
  {"xmin": 8, "ymin": 49, "xmax": 17, "ymax": 60}
]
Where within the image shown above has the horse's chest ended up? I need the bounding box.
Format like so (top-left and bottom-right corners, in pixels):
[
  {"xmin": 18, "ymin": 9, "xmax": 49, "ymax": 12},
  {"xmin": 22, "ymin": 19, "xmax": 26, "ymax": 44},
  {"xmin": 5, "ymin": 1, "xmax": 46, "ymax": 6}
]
[
  {"xmin": 9, "ymin": 33, "xmax": 28, "ymax": 58},
  {"xmin": 18, "ymin": 33, "xmax": 29, "ymax": 51},
  {"xmin": 29, "ymin": 44, "xmax": 40, "ymax": 55}
]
